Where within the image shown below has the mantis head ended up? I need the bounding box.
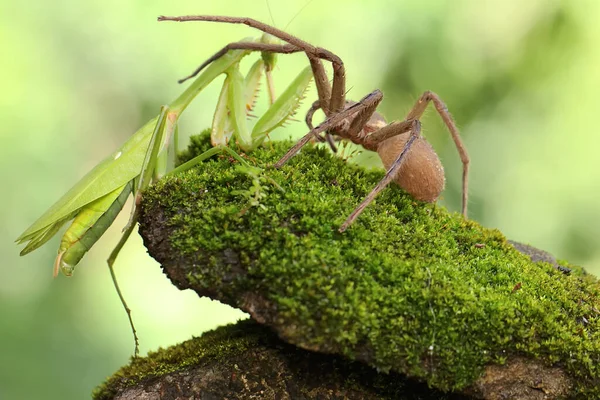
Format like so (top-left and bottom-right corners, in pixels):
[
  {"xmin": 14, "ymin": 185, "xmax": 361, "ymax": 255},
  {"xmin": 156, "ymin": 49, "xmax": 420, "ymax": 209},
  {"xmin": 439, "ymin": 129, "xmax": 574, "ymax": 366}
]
[{"xmin": 260, "ymin": 33, "xmax": 279, "ymax": 72}]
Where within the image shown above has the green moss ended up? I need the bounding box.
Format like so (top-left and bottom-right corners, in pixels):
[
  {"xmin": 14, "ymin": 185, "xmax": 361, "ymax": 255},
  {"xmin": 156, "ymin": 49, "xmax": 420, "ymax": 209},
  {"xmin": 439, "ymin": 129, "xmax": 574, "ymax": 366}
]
[
  {"xmin": 93, "ymin": 320, "xmax": 467, "ymax": 400},
  {"xmin": 142, "ymin": 131, "xmax": 600, "ymax": 397},
  {"xmin": 92, "ymin": 320, "xmax": 257, "ymax": 400}
]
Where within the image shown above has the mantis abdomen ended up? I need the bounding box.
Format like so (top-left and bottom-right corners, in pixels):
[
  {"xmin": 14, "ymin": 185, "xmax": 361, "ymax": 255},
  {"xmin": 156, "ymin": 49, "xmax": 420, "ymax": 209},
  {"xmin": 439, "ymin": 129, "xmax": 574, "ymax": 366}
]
[{"xmin": 55, "ymin": 181, "xmax": 133, "ymax": 277}]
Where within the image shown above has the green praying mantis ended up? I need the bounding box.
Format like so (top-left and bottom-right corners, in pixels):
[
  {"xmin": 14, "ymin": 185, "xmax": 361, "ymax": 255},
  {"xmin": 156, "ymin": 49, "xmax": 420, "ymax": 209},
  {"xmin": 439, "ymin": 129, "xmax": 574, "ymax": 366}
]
[{"xmin": 16, "ymin": 28, "xmax": 313, "ymax": 356}]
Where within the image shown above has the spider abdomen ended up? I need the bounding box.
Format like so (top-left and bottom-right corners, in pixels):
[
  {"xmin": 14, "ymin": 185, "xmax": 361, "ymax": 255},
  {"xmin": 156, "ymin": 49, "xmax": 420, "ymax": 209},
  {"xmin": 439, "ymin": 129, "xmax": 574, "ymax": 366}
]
[{"xmin": 377, "ymin": 133, "xmax": 445, "ymax": 203}]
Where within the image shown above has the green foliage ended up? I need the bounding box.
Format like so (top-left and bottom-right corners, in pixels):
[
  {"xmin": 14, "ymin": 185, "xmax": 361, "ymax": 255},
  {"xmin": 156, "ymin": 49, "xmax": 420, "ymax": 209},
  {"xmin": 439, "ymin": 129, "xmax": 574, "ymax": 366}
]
[{"xmin": 140, "ymin": 132, "xmax": 600, "ymax": 396}]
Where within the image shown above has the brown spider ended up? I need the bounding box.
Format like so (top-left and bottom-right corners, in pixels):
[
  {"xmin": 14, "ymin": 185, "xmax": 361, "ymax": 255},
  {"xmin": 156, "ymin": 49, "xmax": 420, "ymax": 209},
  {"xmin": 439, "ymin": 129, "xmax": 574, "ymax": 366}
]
[{"xmin": 158, "ymin": 15, "xmax": 470, "ymax": 232}]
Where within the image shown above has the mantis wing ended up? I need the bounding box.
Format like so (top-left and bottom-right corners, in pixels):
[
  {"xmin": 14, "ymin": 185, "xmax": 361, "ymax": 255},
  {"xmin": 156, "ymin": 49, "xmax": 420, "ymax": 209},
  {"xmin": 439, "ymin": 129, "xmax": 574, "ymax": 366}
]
[
  {"xmin": 18, "ymin": 214, "xmax": 73, "ymax": 255},
  {"xmin": 17, "ymin": 117, "xmax": 157, "ymax": 243},
  {"xmin": 17, "ymin": 37, "xmax": 259, "ymax": 246}
]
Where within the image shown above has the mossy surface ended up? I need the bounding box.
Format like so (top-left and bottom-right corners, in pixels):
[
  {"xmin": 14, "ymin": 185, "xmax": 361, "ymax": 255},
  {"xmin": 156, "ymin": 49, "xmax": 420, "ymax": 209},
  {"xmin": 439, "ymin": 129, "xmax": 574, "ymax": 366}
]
[
  {"xmin": 141, "ymin": 132, "xmax": 600, "ymax": 397},
  {"xmin": 93, "ymin": 320, "xmax": 467, "ymax": 400},
  {"xmin": 92, "ymin": 320, "xmax": 254, "ymax": 400}
]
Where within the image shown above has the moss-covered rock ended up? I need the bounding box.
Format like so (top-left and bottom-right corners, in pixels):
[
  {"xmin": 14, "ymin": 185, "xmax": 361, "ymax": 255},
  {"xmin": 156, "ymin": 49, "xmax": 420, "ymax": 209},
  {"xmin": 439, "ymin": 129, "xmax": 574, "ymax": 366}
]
[
  {"xmin": 138, "ymin": 132, "xmax": 600, "ymax": 398},
  {"xmin": 93, "ymin": 320, "xmax": 467, "ymax": 400}
]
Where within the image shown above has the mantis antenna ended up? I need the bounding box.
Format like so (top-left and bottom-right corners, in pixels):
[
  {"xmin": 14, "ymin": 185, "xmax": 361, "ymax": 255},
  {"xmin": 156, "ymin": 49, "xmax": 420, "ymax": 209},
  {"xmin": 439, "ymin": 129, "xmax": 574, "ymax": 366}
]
[
  {"xmin": 283, "ymin": 0, "xmax": 315, "ymax": 31},
  {"xmin": 265, "ymin": 0, "xmax": 315, "ymax": 30}
]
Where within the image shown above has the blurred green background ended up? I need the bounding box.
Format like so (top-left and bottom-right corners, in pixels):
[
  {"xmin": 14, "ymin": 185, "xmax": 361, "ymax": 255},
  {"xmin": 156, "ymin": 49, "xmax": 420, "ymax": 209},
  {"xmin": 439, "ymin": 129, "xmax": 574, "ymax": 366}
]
[{"xmin": 3, "ymin": 0, "xmax": 599, "ymax": 398}]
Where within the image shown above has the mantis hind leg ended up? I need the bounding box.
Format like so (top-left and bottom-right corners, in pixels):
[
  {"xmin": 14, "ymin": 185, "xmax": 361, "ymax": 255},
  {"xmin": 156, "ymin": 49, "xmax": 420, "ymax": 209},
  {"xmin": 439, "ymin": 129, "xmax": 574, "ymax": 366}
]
[
  {"xmin": 107, "ymin": 213, "xmax": 140, "ymax": 356},
  {"xmin": 112, "ymin": 104, "xmax": 173, "ymax": 356},
  {"xmin": 106, "ymin": 109, "xmax": 225, "ymax": 357},
  {"xmin": 168, "ymin": 145, "xmax": 254, "ymax": 176}
]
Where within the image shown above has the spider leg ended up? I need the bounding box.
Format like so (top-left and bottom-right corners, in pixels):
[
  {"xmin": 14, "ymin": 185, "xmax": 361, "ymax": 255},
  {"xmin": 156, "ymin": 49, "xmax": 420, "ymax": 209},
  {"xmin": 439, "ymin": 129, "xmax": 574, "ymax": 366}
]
[
  {"xmin": 158, "ymin": 16, "xmax": 346, "ymax": 116},
  {"xmin": 307, "ymin": 58, "xmax": 333, "ymax": 115},
  {"xmin": 405, "ymin": 91, "xmax": 469, "ymax": 216},
  {"xmin": 178, "ymin": 42, "xmax": 301, "ymax": 84},
  {"xmin": 306, "ymin": 88, "xmax": 385, "ymax": 152},
  {"xmin": 305, "ymin": 100, "xmax": 321, "ymax": 130},
  {"xmin": 363, "ymin": 120, "xmax": 415, "ymax": 147},
  {"xmin": 345, "ymin": 93, "xmax": 384, "ymax": 143},
  {"xmin": 361, "ymin": 91, "xmax": 469, "ymax": 217},
  {"xmin": 274, "ymin": 90, "xmax": 382, "ymax": 168},
  {"xmin": 304, "ymin": 100, "xmax": 339, "ymax": 152},
  {"xmin": 339, "ymin": 120, "xmax": 422, "ymax": 232}
]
